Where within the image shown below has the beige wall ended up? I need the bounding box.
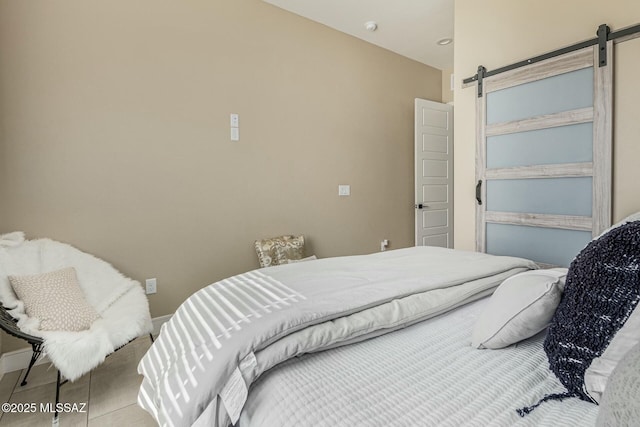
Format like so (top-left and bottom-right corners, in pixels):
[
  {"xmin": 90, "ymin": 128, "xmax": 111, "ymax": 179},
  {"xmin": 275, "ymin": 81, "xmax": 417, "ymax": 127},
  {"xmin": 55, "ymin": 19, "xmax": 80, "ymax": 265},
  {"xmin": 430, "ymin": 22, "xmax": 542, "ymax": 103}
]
[
  {"xmin": 0, "ymin": 1, "xmax": 442, "ymax": 351},
  {"xmin": 454, "ymin": 0, "xmax": 640, "ymax": 250},
  {"xmin": 441, "ymin": 67, "xmax": 454, "ymax": 104}
]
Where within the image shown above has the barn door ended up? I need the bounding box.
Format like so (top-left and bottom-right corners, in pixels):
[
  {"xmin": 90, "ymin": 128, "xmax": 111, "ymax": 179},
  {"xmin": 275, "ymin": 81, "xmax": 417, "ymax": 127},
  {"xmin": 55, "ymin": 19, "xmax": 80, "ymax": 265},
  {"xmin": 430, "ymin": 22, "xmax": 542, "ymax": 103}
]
[{"xmin": 476, "ymin": 43, "xmax": 612, "ymax": 267}]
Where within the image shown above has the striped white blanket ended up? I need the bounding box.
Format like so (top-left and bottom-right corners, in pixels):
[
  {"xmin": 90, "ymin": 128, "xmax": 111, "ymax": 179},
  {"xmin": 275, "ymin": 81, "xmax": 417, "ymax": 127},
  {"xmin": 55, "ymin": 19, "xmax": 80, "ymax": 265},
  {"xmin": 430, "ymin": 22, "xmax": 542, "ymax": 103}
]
[
  {"xmin": 137, "ymin": 247, "xmax": 536, "ymax": 427},
  {"xmin": 240, "ymin": 299, "xmax": 599, "ymax": 427}
]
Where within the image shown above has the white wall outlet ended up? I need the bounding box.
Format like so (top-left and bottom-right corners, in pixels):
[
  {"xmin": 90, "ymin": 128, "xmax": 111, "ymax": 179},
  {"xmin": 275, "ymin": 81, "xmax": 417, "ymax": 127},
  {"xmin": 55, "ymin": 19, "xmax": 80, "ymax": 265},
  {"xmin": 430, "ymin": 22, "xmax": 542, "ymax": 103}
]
[
  {"xmin": 381, "ymin": 239, "xmax": 389, "ymax": 252},
  {"xmin": 338, "ymin": 185, "xmax": 350, "ymax": 196},
  {"xmin": 145, "ymin": 278, "xmax": 157, "ymax": 295}
]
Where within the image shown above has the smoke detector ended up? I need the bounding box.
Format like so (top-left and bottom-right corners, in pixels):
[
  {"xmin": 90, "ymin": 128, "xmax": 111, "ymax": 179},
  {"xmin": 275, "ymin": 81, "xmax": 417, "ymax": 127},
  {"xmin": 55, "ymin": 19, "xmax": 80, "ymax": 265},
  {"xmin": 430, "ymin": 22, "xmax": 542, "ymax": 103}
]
[{"xmin": 365, "ymin": 21, "xmax": 378, "ymax": 32}]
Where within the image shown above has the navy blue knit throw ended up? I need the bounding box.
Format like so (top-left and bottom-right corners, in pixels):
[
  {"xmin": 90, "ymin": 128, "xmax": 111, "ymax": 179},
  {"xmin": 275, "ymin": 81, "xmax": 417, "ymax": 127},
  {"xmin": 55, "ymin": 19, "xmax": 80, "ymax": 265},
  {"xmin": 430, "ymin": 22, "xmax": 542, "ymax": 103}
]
[{"xmin": 518, "ymin": 220, "xmax": 640, "ymax": 416}]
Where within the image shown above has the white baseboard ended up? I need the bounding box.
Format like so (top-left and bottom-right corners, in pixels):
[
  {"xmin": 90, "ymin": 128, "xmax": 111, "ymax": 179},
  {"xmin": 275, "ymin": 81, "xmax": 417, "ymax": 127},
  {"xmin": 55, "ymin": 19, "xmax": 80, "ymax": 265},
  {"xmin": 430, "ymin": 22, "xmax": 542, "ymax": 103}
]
[
  {"xmin": 0, "ymin": 314, "xmax": 173, "ymax": 380},
  {"xmin": 151, "ymin": 314, "xmax": 172, "ymax": 337},
  {"xmin": 0, "ymin": 347, "xmax": 50, "ymax": 382}
]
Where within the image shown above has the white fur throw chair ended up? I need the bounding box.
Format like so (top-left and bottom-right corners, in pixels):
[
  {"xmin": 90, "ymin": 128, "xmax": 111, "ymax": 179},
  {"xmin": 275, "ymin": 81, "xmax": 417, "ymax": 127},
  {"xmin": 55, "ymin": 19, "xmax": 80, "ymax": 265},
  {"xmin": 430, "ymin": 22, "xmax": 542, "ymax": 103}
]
[{"xmin": 0, "ymin": 232, "xmax": 153, "ymax": 425}]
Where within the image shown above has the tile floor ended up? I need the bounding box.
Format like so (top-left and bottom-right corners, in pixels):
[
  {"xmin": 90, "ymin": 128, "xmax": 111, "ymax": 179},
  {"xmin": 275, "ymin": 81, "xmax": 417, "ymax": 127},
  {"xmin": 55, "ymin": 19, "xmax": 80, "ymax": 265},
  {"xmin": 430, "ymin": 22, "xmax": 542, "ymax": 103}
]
[{"xmin": 0, "ymin": 336, "xmax": 156, "ymax": 426}]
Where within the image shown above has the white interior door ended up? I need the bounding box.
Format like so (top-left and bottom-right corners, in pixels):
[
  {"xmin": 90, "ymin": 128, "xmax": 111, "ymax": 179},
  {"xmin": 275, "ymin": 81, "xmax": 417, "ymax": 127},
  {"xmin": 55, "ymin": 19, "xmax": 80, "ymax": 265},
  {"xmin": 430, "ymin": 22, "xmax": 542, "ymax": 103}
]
[{"xmin": 415, "ymin": 98, "xmax": 454, "ymax": 248}]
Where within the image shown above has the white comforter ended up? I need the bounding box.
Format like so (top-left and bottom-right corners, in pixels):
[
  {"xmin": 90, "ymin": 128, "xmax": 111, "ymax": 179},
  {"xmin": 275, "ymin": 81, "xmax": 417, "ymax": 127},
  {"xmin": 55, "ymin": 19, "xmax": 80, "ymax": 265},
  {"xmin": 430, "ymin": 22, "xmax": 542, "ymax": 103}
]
[
  {"xmin": 138, "ymin": 247, "xmax": 536, "ymax": 427},
  {"xmin": 241, "ymin": 299, "xmax": 599, "ymax": 427}
]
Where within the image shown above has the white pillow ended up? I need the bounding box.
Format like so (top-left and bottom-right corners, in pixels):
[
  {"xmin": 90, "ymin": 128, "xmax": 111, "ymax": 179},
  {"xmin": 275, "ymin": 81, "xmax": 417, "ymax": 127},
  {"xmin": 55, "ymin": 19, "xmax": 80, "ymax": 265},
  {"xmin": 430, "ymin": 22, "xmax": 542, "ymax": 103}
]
[
  {"xmin": 471, "ymin": 269, "xmax": 567, "ymax": 349},
  {"xmin": 596, "ymin": 342, "xmax": 640, "ymax": 426},
  {"xmin": 286, "ymin": 255, "xmax": 317, "ymax": 264},
  {"xmin": 596, "ymin": 211, "xmax": 640, "ymax": 239},
  {"xmin": 584, "ymin": 301, "xmax": 640, "ymax": 403}
]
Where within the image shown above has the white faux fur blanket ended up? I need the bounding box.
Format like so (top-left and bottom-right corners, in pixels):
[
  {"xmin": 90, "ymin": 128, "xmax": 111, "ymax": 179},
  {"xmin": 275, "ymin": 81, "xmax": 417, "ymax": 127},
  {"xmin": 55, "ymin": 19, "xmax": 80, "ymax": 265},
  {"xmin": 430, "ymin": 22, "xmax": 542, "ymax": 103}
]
[{"xmin": 0, "ymin": 232, "xmax": 152, "ymax": 381}]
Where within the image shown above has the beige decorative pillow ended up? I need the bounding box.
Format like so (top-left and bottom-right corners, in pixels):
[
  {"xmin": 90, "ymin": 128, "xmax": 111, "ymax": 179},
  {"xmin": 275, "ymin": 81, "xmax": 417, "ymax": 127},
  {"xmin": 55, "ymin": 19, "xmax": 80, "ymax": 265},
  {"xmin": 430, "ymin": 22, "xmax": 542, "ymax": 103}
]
[
  {"xmin": 254, "ymin": 235, "xmax": 305, "ymax": 267},
  {"xmin": 9, "ymin": 267, "xmax": 99, "ymax": 332}
]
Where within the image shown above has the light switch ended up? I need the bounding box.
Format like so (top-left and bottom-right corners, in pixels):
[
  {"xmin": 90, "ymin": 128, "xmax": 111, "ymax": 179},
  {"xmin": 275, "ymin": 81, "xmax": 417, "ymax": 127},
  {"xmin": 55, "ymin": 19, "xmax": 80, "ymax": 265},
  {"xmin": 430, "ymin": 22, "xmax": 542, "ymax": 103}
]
[
  {"xmin": 338, "ymin": 185, "xmax": 350, "ymax": 196},
  {"xmin": 230, "ymin": 113, "xmax": 239, "ymax": 127},
  {"xmin": 231, "ymin": 127, "xmax": 239, "ymax": 141}
]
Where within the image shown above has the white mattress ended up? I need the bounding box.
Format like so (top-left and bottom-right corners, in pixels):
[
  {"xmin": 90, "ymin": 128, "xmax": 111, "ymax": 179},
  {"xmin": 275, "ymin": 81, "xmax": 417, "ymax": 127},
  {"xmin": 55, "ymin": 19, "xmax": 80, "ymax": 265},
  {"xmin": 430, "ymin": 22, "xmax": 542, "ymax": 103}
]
[{"xmin": 239, "ymin": 298, "xmax": 599, "ymax": 427}]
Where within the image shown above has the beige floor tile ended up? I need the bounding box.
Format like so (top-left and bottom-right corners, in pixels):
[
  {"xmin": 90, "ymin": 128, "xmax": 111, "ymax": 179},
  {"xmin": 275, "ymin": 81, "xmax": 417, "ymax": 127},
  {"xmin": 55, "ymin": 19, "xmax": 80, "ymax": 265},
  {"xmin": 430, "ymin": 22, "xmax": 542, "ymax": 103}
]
[
  {"xmin": 12, "ymin": 363, "xmax": 58, "ymax": 393},
  {"xmin": 0, "ymin": 371, "xmax": 21, "ymax": 422},
  {"xmin": 88, "ymin": 342, "xmax": 145, "ymax": 420},
  {"xmin": 87, "ymin": 403, "xmax": 155, "ymax": 427},
  {"xmin": 11, "ymin": 364, "xmax": 91, "ymax": 401},
  {"xmin": 0, "ymin": 372, "xmax": 20, "ymax": 403},
  {"xmin": 132, "ymin": 336, "xmax": 153, "ymax": 362},
  {"xmin": 0, "ymin": 372, "xmax": 21, "ymax": 395},
  {"xmin": 0, "ymin": 335, "xmax": 156, "ymax": 426},
  {"xmin": 0, "ymin": 374, "xmax": 89, "ymax": 427}
]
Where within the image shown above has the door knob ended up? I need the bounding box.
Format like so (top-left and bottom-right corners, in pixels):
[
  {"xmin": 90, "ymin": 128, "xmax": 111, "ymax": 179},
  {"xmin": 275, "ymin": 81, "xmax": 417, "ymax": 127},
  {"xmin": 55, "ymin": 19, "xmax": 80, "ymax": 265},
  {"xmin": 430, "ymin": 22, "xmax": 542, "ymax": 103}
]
[{"xmin": 414, "ymin": 203, "xmax": 429, "ymax": 209}]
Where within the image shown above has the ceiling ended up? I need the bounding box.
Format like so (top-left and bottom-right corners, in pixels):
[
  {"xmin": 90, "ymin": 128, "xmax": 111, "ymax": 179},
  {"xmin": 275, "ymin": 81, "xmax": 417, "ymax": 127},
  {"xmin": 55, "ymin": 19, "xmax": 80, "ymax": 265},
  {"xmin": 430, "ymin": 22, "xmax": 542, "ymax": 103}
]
[{"xmin": 263, "ymin": 0, "xmax": 454, "ymax": 70}]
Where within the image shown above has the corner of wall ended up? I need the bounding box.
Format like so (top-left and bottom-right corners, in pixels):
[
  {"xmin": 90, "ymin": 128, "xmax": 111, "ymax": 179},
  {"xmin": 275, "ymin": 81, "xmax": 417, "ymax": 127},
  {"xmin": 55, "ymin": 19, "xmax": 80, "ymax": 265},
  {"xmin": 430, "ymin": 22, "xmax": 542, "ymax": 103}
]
[{"xmin": 441, "ymin": 67, "xmax": 454, "ymax": 104}]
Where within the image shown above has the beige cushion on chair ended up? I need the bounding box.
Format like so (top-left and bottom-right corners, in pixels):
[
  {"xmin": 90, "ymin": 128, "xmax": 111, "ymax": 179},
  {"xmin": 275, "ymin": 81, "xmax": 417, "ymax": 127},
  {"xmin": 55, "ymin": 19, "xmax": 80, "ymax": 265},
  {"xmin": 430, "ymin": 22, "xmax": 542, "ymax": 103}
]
[
  {"xmin": 254, "ymin": 235, "xmax": 305, "ymax": 267},
  {"xmin": 9, "ymin": 267, "xmax": 99, "ymax": 332}
]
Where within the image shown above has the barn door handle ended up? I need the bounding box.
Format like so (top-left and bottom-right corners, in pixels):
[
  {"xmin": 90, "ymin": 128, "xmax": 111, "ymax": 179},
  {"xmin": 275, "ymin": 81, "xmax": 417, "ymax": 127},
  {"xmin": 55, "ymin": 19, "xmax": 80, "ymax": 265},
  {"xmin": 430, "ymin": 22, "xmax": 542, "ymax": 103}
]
[{"xmin": 475, "ymin": 180, "xmax": 483, "ymax": 205}]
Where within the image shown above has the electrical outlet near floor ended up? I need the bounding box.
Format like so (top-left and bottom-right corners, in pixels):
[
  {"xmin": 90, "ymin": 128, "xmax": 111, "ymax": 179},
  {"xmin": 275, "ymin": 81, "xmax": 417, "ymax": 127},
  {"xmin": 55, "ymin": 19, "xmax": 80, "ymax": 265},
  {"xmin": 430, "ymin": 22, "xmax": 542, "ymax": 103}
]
[{"xmin": 145, "ymin": 278, "xmax": 157, "ymax": 295}]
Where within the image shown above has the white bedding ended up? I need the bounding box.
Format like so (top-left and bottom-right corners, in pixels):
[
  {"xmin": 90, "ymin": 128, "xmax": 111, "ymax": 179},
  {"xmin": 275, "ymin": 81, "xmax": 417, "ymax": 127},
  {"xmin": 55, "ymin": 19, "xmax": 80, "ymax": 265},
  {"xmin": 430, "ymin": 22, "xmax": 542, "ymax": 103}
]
[
  {"xmin": 239, "ymin": 298, "xmax": 599, "ymax": 427},
  {"xmin": 138, "ymin": 247, "xmax": 535, "ymax": 426}
]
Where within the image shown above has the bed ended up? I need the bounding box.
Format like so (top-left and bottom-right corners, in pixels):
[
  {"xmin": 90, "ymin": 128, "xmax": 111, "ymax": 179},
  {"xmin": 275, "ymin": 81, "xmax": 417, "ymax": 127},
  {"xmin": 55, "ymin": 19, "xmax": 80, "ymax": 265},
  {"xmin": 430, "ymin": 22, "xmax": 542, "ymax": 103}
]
[
  {"xmin": 239, "ymin": 299, "xmax": 598, "ymax": 427},
  {"xmin": 137, "ymin": 224, "xmax": 640, "ymax": 427}
]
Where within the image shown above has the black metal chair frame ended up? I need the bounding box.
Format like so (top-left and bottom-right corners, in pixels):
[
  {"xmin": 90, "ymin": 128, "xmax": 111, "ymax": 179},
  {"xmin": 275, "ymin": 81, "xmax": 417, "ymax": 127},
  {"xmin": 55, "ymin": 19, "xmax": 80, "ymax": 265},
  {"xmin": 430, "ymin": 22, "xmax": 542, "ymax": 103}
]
[{"xmin": 0, "ymin": 305, "xmax": 153, "ymax": 424}]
